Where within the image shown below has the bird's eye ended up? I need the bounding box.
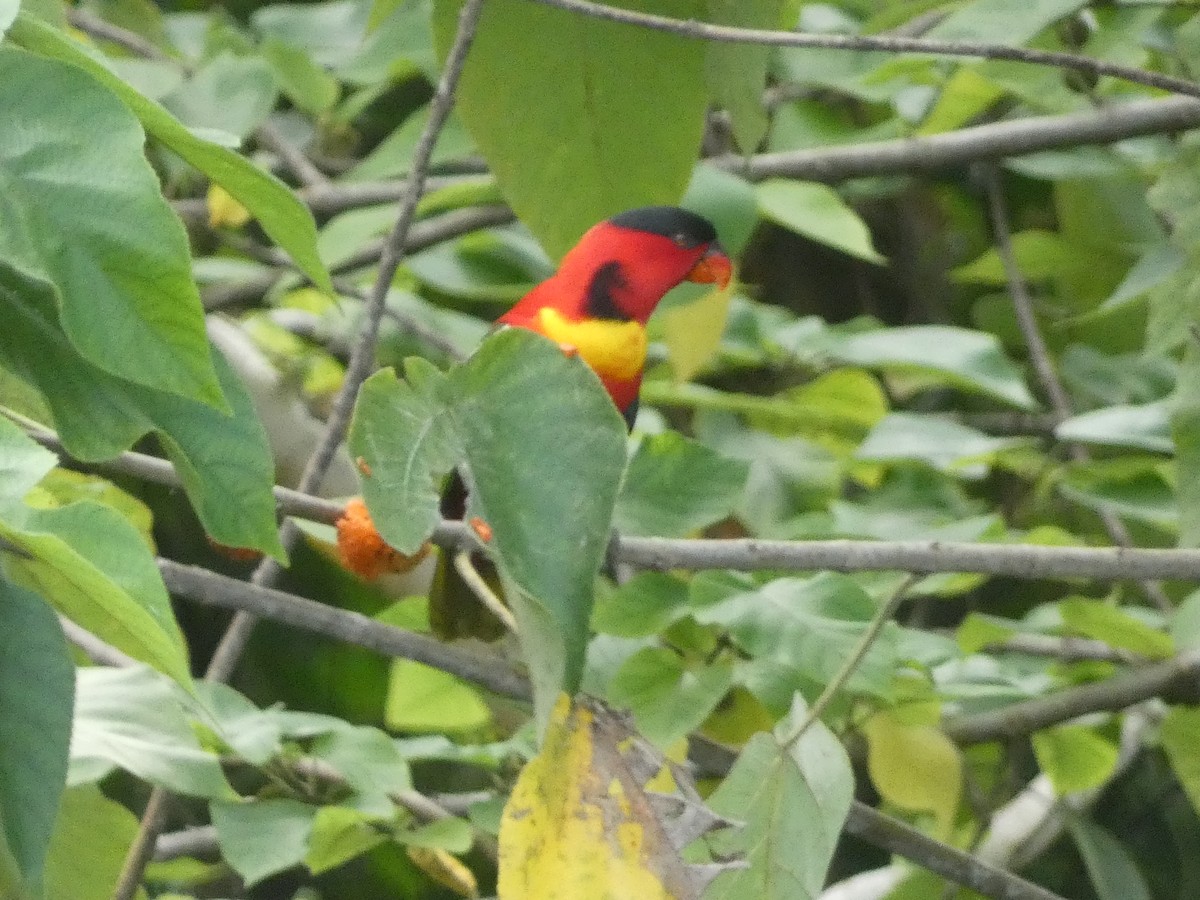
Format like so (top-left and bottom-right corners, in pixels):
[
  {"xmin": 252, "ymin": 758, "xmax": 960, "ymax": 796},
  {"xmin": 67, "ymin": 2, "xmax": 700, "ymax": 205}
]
[{"xmin": 671, "ymin": 232, "xmax": 699, "ymax": 249}]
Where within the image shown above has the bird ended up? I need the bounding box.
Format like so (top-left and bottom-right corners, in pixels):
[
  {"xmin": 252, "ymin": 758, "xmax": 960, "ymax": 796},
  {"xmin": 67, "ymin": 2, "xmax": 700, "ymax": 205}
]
[{"xmin": 337, "ymin": 206, "xmax": 732, "ymax": 638}]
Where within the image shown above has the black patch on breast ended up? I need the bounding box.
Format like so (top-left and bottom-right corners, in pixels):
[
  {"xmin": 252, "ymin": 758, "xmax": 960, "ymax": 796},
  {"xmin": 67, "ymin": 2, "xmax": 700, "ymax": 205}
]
[
  {"xmin": 585, "ymin": 261, "xmax": 629, "ymax": 320},
  {"xmin": 621, "ymin": 397, "xmax": 639, "ymax": 432}
]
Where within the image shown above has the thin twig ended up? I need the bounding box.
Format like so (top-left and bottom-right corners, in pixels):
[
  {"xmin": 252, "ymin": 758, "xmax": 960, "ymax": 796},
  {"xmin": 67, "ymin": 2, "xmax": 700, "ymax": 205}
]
[
  {"xmin": 519, "ymin": 0, "xmax": 1200, "ymax": 99},
  {"xmin": 202, "ymin": 0, "xmax": 489, "ymax": 686},
  {"xmin": 978, "ymin": 632, "xmax": 1144, "ymax": 665},
  {"xmin": 984, "ymin": 166, "xmax": 1173, "ymax": 612},
  {"xmin": 782, "ymin": 574, "xmax": 922, "ymax": 748},
  {"xmin": 453, "ymin": 550, "xmax": 518, "ymax": 633}
]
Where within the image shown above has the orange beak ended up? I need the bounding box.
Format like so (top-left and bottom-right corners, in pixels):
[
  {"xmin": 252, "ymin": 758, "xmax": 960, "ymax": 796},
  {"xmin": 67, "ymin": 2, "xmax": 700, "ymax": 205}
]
[{"xmin": 686, "ymin": 243, "xmax": 733, "ymax": 288}]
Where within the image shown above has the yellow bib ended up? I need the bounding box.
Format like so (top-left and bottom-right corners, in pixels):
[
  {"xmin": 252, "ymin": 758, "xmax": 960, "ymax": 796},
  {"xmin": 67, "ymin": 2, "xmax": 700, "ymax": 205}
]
[{"xmin": 536, "ymin": 307, "xmax": 647, "ymax": 381}]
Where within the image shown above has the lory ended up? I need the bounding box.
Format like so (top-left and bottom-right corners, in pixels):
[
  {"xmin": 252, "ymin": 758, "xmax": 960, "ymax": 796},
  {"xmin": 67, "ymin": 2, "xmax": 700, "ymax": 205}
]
[{"xmin": 338, "ymin": 206, "xmax": 732, "ymax": 637}]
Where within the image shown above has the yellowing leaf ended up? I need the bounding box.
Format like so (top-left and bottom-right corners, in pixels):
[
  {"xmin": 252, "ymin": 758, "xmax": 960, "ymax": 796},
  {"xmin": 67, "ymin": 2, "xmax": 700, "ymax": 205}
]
[
  {"xmin": 206, "ymin": 183, "xmax": 252, "ymax": 229},
  {"xmin": 407, "ymin": 846, "xmax": 479, "ymax": 898},
  {"xmin": 498, "ymin": 694, "xmax": 706, "ymax": 900},
  {"xmin": 662, "ymin": 283, "xmax": 734, "ymax": 384},
  {"xmin": 863, "ymin": 709, "xmax": 961, "ymax": 837}
]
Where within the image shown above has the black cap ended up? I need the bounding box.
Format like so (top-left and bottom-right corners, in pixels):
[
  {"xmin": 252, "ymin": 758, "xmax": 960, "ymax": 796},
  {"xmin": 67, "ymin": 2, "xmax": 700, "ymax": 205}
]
[{"xmin": 608, "ymin": 206, "xmax": 717, "ymax": 249}]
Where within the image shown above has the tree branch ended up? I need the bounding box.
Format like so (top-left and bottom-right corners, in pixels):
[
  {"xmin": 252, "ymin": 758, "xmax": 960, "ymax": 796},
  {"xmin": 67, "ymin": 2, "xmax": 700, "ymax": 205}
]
[
  {"xmin": 843, "ymin": 802, "xmax": 1067, "ymax": 900},
  {"xmin": 943, "ymin": 649, "xmax": 1200, "ymax": 744},
  {"xmin": 26, "ymin": 422, "xmax": 1200, "ymax": 583},
  {"xmin": 519, "ymin": 0, "xmax": 1200, "ymax": 99},
  {"xmin": 157, "ymin": 558, "xmax": 530, "ymax": 702}
]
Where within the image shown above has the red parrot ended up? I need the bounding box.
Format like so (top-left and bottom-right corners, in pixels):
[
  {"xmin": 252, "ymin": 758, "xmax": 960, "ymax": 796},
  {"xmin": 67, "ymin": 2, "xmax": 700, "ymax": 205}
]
[{"xmin": 338, "ymin": 206, "xmax": 732, "ymax": 636}]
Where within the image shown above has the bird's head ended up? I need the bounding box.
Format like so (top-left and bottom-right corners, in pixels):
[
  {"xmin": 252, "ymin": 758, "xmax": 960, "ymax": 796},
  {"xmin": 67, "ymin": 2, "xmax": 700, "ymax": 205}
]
[{"xmin": 558, "ymin": 206, "xmax": 732, "ymax": 323}]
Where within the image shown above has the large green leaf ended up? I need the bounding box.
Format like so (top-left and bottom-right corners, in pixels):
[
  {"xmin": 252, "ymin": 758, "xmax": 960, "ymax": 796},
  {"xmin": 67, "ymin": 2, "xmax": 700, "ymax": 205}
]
[
  {"xmin": 432, "ymin": 0, "xmax": 708, "ymax": 258},
  {"xmin": 162, "ymin": 51, "xmax": 279, "ymax": 141},
  {"xmin": 824, "ymin": 325, "xmax": 1038, "ymax": 410},
  {"xmin": 451, "ymin": 330, "xmax": 628, "ymax": 727},
  {"xmin": 0, "ymin": 46, "xmax": 223, "ymax": 408},
  {"xmin": 1069, "ymin": 818, "xmax": 1152, "ymax": 900},
  {"xmin": 351, "ymin": 330, "xmax": 628, "ymax": 730},
  {"xmin": 0, "ymin": 264, "xmax": 284, "ymax": 559},
  {"xmin": 1058, "ymin": 401, "xmax": 1173, "ymax": 454},
  {"xmin": 705, "ymin": 698, "xmax": 854, "ymax": 899},
  {"xmin": 70, "ymin": 666, "xmax": 232, "ymax": 798},
  {"xmin": 8, "ymin": 13, "xmax": 331, "ymax": 294},
  {"xmin": 614, "ymin": 431, "xmax": 748, "ymax": 537},
  {"xmin": 0, "ymin": 418, "xmax": 191, "ymax": 685},
  {"xmin": 1032, "ymin": 725, "xmax": 1119, "ymax": 795},
  {"xmin": 0, "ymin": 577, "xmax": 73, "ymax": 892},
  {"xmin": 855, "ymin": 413, "xmax": 1030, "ymax": 478}
]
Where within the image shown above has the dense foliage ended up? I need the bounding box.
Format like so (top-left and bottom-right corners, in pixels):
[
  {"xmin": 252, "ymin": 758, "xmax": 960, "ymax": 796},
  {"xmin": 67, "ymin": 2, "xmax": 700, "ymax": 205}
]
[{"xmin": 4, "ymin": 0, "xmax": 1200, "ymax": 898}]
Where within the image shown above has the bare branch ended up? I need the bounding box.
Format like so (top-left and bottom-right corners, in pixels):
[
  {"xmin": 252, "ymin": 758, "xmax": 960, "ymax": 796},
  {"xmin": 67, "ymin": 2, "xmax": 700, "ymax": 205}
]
[
  {"xmin": 943, "ymin": 649, "xmax": 1200, "ymax": 744},
  {"xmin": 843, "ymin": 802, "xmax": 1067, "ymax": 900},
  {"xmin": 519, "ymin": 0, "xmax": 1200, "ymax": 99},
  {"xmin": 157, "ymin": 558, "xmax": 530, "ymax": 702}
]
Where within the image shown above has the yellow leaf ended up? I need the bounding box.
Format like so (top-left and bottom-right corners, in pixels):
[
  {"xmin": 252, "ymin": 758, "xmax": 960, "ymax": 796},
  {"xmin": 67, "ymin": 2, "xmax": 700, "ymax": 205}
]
[
  {"xmin": 661, "ymin": 284, "xmax": 734, "ymax": 384},
  {"xmin": 207, "ymin": 183, "xmax": 251, "ymax": 229},
  {"xmin": 407, "ymin": 846, "xmax": 479, "ymax": 898},
  {"xmin": 863, "ymin": 709, "xmax": 962, "ymax": 838},
  {"xmin": 498, "ymin": 694, "xmax": 694, "ymax": 899}
]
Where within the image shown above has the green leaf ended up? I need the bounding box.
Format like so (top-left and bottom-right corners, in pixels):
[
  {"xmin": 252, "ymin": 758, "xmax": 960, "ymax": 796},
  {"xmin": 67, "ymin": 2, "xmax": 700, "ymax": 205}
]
[
  {"xmin": 432, "ymin": 0, "xmax": 708, "ymax": 259},
  {"xmin": 309, "ymin": 725, "xmax": 412, "ymax": 817},
  {"xmin": 952, "ymin": 230, "xmax": 1069, "ymax": 285},
  {"xmin": 0, "ymin": 269, "xmax": 284, "ymax": 558},
  {"xmin": 261, "ymin": 37, "xmax": 340, "ymax": 116},
  {"xmin": 1060, "ymin": 458, "xmax": 1176, "ymax": 532},
  {"xmin": 451, "ymin": 330, "xmax": 628, "ymax": 729},
  {"xmin": 1173, "ymin": 343, "xmax": 1200, "ymax": 547},
  {"xmin": 1161, "ymin": 706, "xmax": 1200, "ymax": 818},
  {"xmin": 757, "ymin": 180, "xmax": 885, "ymax": 265},
  {"xmin": 211, "ymin": 799, "xmax": 315, "ymax": 886},
  {"xmin": 705, "ymin": 698, "xmax": 853, "ymax": 900},
  {"xmin": 607, "ymin": 647, "xmax": 733, "ymax": 747},
  {"xmin": 305, "ymin": 806, "xmax": 386, "ymax": 875},
  {"xmin": 614, "ymin": 431, "xmax": 748, "ymax": 537},
  {"xmin": 704, "ymin": 0, "xmax": 782, "ymax": 153},
  {"xmin": 824, "ymin": 325, "xmax": 1038, "ymax": 410},
  {"xmin": 1096, "ymin": 244, "xmax": 1186, "ymax": 315},
  {"xmin": 1032, "ymin": 725, "xmax": 1119, "ymax": 795},
  {"xmin": 927, "ymin": 0, "xmax": 1088, "ymax": 45},
  {"xmin": 1068, "ymin": 817, "xmax": 1151, "ymax": 900},
  {"xmin": 351, "ymin": 330, "xmax": 628, "ymax": 730},
  {"xmin": 0, "ymin": 45, "xmax": 224, "ymax": 408},
  {"xmin": 162, "ymin": 51, "xmax": 278, "ymax": 141},
  {"xmin": 396, "ymin": 816, "xmax": 473, "ymax": 852},
  {"xmin": 1058, "ymin": 401, "xmax": 1172, "ymax": 454},
  {"xmin": 0, "ymin": 415, "xmax": 56, "ymax": 507},
  {"xmin": 0, "ymin": 577, "xmax": 73, "ymax": 890},
  {"xmin": 385, "ymin": 659, "xmax": 491, "ymax": 734},
  {"xmin": 70, "ymin": 667, "xmax": 231, "ymax": 798},
  {"xmin": 42, "ymin": 786, "xmax": 144, "ymax": 900},
  {"xmin": 591, "ymin": 572, "xmax": 690, "ymax": 638},
  {"xmin": 856, "ymin": 413, "xmax": 1030, "ymax": 478},
  {"xmin": 1059, "ymin": 598, "xmax": 1173, "ymax": 659},
  {"xmin": 9, "ymin": 13, "xmax": 332, "ymax": 295},
  {"xmin": 694, "ymin": 573, "xmax": 898, "ymax": 697},
  {"xmin": 0, "ymin": 0, "xmax": 15, "ymax": 37},
  {"xmin": 349, "ymin": 361, "xmax": 461, "ymax": 555},
  {"xmin": 348, "ymin": 107, "xmax": 475, "ymax": 182}
]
